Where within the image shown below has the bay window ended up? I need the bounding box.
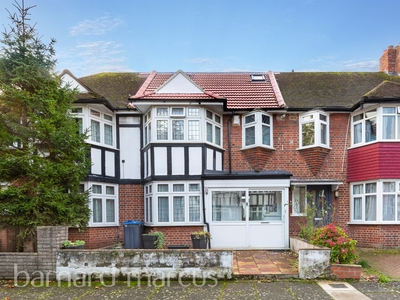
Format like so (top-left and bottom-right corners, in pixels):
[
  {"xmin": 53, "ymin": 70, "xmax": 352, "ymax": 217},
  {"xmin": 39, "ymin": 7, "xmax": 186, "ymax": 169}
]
[
  {"xmin": 87, "ymin": 109, "xmax": 115, "ymax": 147},
  {"xmin": 299, "ymin": 111, "xmax": 329, "ymax": 148},
  {"xmin": 242, "ymin": 111, "xmax": 272, "ymax": 148},
  {"xmin": 351, "ymin": 180, "xmax": 400, "ymax": 223},
  {"xmin": 144, "ymin": 182, "xmax": 202, "ymax": 225}
]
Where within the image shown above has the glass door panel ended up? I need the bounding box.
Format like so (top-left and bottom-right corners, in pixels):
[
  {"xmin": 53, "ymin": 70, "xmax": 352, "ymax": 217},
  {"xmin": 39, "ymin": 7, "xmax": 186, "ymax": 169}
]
[
  {"xmin": 212, "ymin": 191, "xmax": 246, "ymax": 221},
  {"xmin": 249, "ymin": 191, "xmax": 282, "ymax": 221}
]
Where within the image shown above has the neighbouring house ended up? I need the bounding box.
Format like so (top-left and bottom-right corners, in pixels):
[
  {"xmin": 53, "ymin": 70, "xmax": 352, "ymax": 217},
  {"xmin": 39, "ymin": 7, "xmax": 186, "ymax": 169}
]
[{"xmin": 3, "ymin": 45, "xmax": 400, "ymax": 251}]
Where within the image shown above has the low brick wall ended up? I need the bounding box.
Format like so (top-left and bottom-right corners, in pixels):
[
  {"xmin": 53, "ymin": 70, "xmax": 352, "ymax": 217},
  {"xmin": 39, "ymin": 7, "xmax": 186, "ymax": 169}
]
[
  {"xmin": 330, "ymin": 264, "xmax": 362, "ymax": 280},
  {"xmin": 56, "ymin": 249, "xmax": 233, "ymax": 281},
  {"xmin": 0, "ymin": 226, "xmax": 68, "ymax": 280}
]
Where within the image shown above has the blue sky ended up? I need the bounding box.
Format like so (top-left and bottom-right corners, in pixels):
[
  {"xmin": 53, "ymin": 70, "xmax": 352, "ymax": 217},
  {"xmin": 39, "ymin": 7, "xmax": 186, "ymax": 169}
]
[{"xmin": 1, "ymin": 0, "xmax": 399, "ymax": 77}]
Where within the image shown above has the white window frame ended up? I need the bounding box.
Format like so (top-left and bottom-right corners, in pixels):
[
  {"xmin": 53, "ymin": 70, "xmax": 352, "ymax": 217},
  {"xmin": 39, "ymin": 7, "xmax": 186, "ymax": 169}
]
[
  {"xmin": 291, "ymin": 186, "xmax": 307, "ymax": 216},
  {"xmin": 144, "ymin": 182, "xmax": 202, "ymax": 225},
  {"xmin": 242, "ymin": 111, "xmax": 273, "ymax": 149},
  {"xmin": 205, "ymin": 110, "xmax": 222, "ymax": 147},
  {"xmin": 71, "ymin": 106, "xmax": 115, "ymax": 149},
  {"xmin": 350, "ymin": 180, "xmax": 400, "ymax": 224},
  {"xmin": 88, "ymin": 182, "xmax": 119, "ymax": 227},
  {"xmin": 299, "ymin": 111, "xmax": 329, "ymax": 149},
  {"xmin": 351, "ymin": 105, "xmax": 400, "ymax": 147}
]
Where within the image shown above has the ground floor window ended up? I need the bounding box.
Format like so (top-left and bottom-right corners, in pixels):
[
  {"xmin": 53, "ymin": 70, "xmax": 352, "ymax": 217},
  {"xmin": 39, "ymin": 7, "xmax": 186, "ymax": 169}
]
[
  {"xmin": 144, "ymin": 181, "xmax": 202, "ymax": 225},
  {"xmin": 88, "ymin": 182, "xmax": 118, "ymax": 226},
  {"xmin": 351, "ymin": 180, "xmax": 400, "ymax": 223}
]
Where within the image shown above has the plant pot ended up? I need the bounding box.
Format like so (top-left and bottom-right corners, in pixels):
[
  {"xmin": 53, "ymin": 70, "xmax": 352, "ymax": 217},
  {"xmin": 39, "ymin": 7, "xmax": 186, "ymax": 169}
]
[
  {"xmin": 191, "ymin": 235, "xmax": 208, "ymax": 249},
  {"xmin": 167, "ymin": 244, "xmax": 190, "ymax": 249},
  {"xmin": 62, "ymin": 245, "xmax": 84, "ymax": 249},
  {"xmin": 142, "ymin": 235, "xmax": 157, "ymax": 249}
]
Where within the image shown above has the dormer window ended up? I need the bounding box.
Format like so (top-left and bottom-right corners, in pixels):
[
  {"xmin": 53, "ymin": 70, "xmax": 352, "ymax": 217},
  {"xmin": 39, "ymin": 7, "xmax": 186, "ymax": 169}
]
[{"xmin": 251, "ymin": 74, "xmax": 265, "ymax": 82}]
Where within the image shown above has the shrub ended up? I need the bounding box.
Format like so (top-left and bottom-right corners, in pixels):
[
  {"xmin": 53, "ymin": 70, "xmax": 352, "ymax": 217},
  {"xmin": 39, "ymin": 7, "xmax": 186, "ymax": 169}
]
[{"xmin": 310, "ymin": 223, "xmax": 358, "ymax": 264}]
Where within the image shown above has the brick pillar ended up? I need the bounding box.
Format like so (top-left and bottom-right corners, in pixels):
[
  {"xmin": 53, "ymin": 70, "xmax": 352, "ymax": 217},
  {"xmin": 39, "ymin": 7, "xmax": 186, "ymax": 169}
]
[{"xmin": 37, "ymin": 226, "xmax": 68, "ymax": 276}]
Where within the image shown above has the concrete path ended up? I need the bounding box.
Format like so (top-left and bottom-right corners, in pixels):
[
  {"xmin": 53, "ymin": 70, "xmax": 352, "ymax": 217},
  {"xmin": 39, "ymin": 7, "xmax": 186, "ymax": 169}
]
[{"xmin": 2, "ymin": 279, "xmax": 400, "ymax": 300}]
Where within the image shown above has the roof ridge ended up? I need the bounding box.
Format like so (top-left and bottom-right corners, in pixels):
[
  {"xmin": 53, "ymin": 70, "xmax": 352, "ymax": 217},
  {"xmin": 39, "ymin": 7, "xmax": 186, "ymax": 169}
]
[
  {"xmin": 134, "ymin": 70, "xmax": 157, "ymax": 98},
  {"xmin": 268, "ymin": 71, "xmax": 285, "ymax": 107}
]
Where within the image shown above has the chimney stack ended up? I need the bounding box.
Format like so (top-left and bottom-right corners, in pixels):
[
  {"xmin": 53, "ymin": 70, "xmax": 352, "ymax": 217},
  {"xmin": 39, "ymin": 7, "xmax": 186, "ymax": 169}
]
[{"xmin": 380, "ymin": 44, "xmax": 400, "ymax": 75}]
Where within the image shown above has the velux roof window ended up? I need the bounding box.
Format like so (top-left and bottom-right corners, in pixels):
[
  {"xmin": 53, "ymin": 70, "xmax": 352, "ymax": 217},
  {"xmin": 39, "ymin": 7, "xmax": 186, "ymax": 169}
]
[{"xmin": 250, "ymin": 74, "xmax": 265, "ymax": 82}]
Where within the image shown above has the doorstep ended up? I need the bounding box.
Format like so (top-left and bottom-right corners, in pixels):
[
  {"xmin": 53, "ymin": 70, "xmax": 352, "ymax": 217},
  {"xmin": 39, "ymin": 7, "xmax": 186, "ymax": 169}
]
[{"xmin": 232, "ymin": 250, "xmax": 299, "ymax": 279}]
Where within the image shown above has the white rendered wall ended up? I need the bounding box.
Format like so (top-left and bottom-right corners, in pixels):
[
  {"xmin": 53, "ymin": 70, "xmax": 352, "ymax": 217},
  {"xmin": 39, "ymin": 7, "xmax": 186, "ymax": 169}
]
[
  {"xmin": 171, "ymin": 147, "xmax": 185, "ymax": 175},
  {"xmin": 91, "ymin": 148, "xmax": 102, "ymax": 175},
  {"xmin": 189, "ymin": 147, "xmax": 202, "ymax": 175},
  {"xmin": 154, "ymin": 147, "xmax": 167, "ymax": 175},
  {"xmin": 105, "ymin": 151, "xmax": 115, "ymax": 177},
  {"xmin": 119, "ymin": 127, "xmax": 141, "ymax": 179}
]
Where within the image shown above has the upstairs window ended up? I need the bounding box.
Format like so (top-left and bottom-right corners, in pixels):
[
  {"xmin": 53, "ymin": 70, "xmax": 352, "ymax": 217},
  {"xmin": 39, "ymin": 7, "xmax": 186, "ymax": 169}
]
[
  {"xmin": 242, "ymin": 111, "xmax": 272, "ymax": 148},
  {"xmin": 88, "ymin": 109, "xmax": 115, "ymax": 147},
  {"xmin": 351, "ymin": 106, "xmax": 400, "ymax": 146},
  {"xmin": 206, "ymin": 110, "xmax": 222, "ymax": 146},
  {"xmin": 300, "ymin": 111, "xmax": 329, "ymax": 148}
]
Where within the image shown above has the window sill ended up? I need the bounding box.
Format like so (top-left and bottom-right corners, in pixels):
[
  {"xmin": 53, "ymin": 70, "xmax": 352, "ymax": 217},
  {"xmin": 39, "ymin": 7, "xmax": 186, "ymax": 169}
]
[
  {"xmin": 240, "ymin": 145, "xmax": 275, "ymax": 151},
  {"xmin": 89, "ymin": 223, "xmax": 119, "ymax": 227},
  {"xmin": 290, "ymin": 214, "xmax": 306, "ymax": 217},
  {"xmin": 349, "ymin": 140, "xmax": 400, "ymax": 150},
  {"xmin": 348, "ymin": 222, "xmax": 400, "ymax": 225},
  {"xmin": 296, "ymin": 145, "xmax": 331, "ymax": 151},
  {"xmin": 144, "ymin": 223, "xmax": 204, "ymax": 227}
]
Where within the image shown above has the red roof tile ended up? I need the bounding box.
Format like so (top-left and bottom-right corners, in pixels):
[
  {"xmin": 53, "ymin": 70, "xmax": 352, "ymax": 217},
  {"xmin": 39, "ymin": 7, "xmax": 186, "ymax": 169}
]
[{"xmin": 131, "ymin": 71, "xmax": 283, "ymax": 109}]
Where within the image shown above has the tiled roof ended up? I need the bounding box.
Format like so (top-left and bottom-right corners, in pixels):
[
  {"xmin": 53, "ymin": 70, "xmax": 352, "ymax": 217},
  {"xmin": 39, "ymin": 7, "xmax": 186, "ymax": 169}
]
[
  {"xmin": 275, "ymin": 72, "xmax": 400, "ymax": 109},
  {"xmin": 131, "ymin": 71, "xmax": 283, "ymax": 109}
]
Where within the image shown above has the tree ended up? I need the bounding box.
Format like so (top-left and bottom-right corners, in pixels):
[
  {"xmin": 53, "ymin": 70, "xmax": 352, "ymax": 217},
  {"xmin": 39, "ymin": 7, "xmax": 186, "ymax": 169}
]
[{"xmin": 0, "ymin": 0, "xmax": 91, "ymax": 251}]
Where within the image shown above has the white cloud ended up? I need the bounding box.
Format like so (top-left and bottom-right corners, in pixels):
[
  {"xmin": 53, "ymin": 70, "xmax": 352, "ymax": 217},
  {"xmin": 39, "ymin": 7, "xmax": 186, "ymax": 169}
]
[
  {"xmin": 186, "ymin": 57, "xmax": 215, "ymax": 64},
  {"xmin": 341, "ymin": 60, "xmax": 379, "ymax": 72},
  {"xmin": 70, "ymin": 16, "xmax": 124, "ymax": 36}
]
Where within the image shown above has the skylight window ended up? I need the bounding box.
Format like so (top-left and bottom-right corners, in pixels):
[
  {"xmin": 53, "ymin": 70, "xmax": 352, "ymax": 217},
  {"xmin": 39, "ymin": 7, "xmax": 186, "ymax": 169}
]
[{"xmin": 251, "ymin": 74, "xmax": 265, "ymax": 81}]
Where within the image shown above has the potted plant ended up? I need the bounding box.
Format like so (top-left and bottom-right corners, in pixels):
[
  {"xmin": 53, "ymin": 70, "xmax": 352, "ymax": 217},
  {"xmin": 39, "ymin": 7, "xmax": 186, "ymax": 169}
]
[
  {"xmin": 190, "ymin": 230, "xmax": 211, "ymax": 249},
  {"xmin": 61, "ymin": 240, "xmax": 85, "ymax": 249},
  {"xmin": 142, "ymin": 230, "xmax": 165, "ymax": 249}
]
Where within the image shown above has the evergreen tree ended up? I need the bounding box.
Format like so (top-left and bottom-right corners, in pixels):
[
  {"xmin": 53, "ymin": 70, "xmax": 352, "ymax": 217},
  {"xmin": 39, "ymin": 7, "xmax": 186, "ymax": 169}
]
[{"xmin": 0, "ymin": 1, "xmax": 91, "ymax": 250}]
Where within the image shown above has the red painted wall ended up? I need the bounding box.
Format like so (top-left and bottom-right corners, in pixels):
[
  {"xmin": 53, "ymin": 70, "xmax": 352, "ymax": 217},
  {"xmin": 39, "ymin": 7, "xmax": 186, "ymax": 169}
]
[{"xmin": 348, "ymin": 143, "xmax": 400, "ymax": 182}]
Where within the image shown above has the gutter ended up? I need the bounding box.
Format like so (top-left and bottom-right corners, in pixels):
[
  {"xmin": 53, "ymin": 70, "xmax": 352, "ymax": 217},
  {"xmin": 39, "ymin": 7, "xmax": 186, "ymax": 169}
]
[
  {"xmin": 228, "ymin": 111, "xmax": 234, "ymax": 174},
  {"xmin": 201, "ymin": 177, "xmax": 211, "ymax": 248}
]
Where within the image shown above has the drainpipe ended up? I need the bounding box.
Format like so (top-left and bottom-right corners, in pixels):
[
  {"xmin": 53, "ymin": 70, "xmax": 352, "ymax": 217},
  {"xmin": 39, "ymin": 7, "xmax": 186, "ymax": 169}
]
[
  {"xmin": 228, "ymin": 111, "xmax": 234, "ymax": 174},
  {"xmin": 201, "ymin": 177, "xmax": 211, "ymax": 248}
]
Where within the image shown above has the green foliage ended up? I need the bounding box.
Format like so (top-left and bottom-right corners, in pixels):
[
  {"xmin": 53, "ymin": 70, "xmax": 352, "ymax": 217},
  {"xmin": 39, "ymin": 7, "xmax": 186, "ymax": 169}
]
[
  {"xmin": 0, "ymin": 1, "xmax": 90, "ymax": 246},
  {"xmin": 358, "ymin": 259, "xmax": 370, "ymax": 269},
  {"xmin": 143, "ymin": 231, "xmax": 165, "ymax": 249},
  {"xmin": 190, "ymin": 230, "xmax": 211, "ymax": 240},
  {"xmin": 310, "ymin": 223, "xmax": 358, "ymax": 264},
  {"xmin": 62, "ymin": 240, "xmax": 85, "ymax": 247}
]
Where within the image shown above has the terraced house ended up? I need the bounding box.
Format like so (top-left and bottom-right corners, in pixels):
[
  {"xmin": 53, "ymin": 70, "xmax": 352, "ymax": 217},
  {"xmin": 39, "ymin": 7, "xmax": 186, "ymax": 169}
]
[{"xmin": 57, "ymin": 45, "xmax": 400, "ymax": 249}]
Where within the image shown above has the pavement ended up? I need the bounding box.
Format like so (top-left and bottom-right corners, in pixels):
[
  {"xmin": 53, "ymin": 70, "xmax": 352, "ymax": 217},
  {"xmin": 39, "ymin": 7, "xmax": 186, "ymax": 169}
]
[{"xmin": 0, "ymin": 248, "xmax": 399, "ymax": 300}]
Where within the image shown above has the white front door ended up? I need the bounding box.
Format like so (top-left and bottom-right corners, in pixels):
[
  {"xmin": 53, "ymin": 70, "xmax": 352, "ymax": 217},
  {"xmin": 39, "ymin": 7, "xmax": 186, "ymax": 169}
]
[{"xmin": 208, "ymin": 188, "xmax": 289, "ymax": 249}]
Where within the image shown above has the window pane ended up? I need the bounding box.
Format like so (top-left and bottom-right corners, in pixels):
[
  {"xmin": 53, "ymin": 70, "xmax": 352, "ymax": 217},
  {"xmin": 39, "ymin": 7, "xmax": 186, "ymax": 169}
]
[
  {"xmin": 262, "ymin": 114, "xmax": 270, "ymax": 125},
  {"xmin": 365, "ymin": 117, "xmax": 377, "ymax": 142},
  {"xmin": 319, "ymin": 114, "xmax": 327, "ymax": 122},
  {"xmin": 262, "ymin": 125, "xmax": 270, "ymax": 146},
  {"xmin": 106, "ymin": 199, "xmax": 115, "ymax": 222},
  {"xmin": 173, "ymin": 196, "xmax": 185, "ymax": 222},
  {"xmin": 353, "ymin": 197, "xmax": 362, "ymax": 220},
  {"xmin": 189, "ymin": 196, "xmax": 200, "ymax": 222},
  {"xmin": 173, "ymin": 184, "xmax": 184, "ymax": 192},
  {"xmin": 93, "ymin": 199, "xmax": 102, "ymax": 222},
  {"xmin": 245, "ymin": 126, "xmax": 255, "ymax": 146},
  {"xmin": 76, "ymin": 118, "xmax": 83, "ymax": 134},
  {"xmin": 106, "ymin": 186, "xmax": 115, "ymax": 195},
  {"xmin": 206, "ymin": 110, "xmax": 213, "ymax": 119},
  {"xmin": 383, "ymin": 195, "xmax": 395, "ymax": 221},
  {"xmin": 104, "ymin": 124, "xmax": 113, "ymax": 145},
  {"xmin": 302, "ymin": 122, "xmax": 315, "ymax": 146},
  {"xmin": 215, "ymin": 126, "xmax": 221, "ymax": 146},
  {"xmin": 383, "ymin": 182, "xmax": 395, "ymax": 192},
  {"xmin": 157, "ymin": 108, "xmax": 168, "ymax": 116},
  {"xmin": 365, "ymin": 195, "xmax": 376, "ymax": 221},
  {"xmin": 171, "ymin": 108, "xmax": 184, "ymax": 115},
  {"xmin": 172, "ymin": 120, "xmax": 184, "ymax": 140},
  {"xmin": 354, "ymin": 123, "xmax": 362, "ymax": 144},
  {"xmin": 90, "ymin": 110, "xmax": 100, "ymax": 117},
  {"xmin": 293, "ymin": 186, "xmax": 306, "ymax": 215},
  {"xmin": 206, "ymin": 123, "xmax": 213, "ymax": 143},
  {"xmin": 158, "ymin": 197, "xmax": 169, "ymax": 222},
  {"xmin": 158, "ymin": 184, "xmax": 168, "ymax": 192},
  {"xmin": 383, "ymin": 116, "xmax": 395, "ymax": 139},
  {"xmin": 366, "ymin": 183, "xmax": 376, "ymax": 193},
  {"xmin": 212, "ymin": 191, "xmax": 246, "ymax": 221},
  {"xmin": 321, "ymin": 123, "xmax": 327, "ymax": 145},
  {"xmin": 188, "ymin": 108, "xmax": 199, "ymax": 116},
  {"xmin": 215, "ymin": 115, "xmax": 221, "ymax": 124},
  {"xmin": 92, "ymin": 185, "xmax": 102, "ymax": 194},
  {"xmin": 245, "ymin": 114, "xmax": 255, "ymax": 124},
  {"xmin": 91, "ymin": 120, "xmax": 100, "ymax": 142},
  {"xmin": 189, "ymin": 183, "xmax": 200, "ymax": 191},
  {"xmin": 398, "ymin": 197, "xmax": 400, "ymax": 221},
  {"xmin": 353, "ymin": 113, "xmax": 363, "ymax": 122},
  {"xmin": 383, "ymin": 107, "xmax": 396, "ymax": 114},
  {"xmin": 353, "ymin": 184, "xmax": 363, "ymax": 195},
  {"xmin": 104, "ymin": 114, "xmax": 113, "ymax": 121},
  {"xmin": 157, "ymin": 120, "xmax": 168, "ymax": 140},
  {"xmin": 188, "ymin": 120, "xmax": 200, "ymax": 140}
]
